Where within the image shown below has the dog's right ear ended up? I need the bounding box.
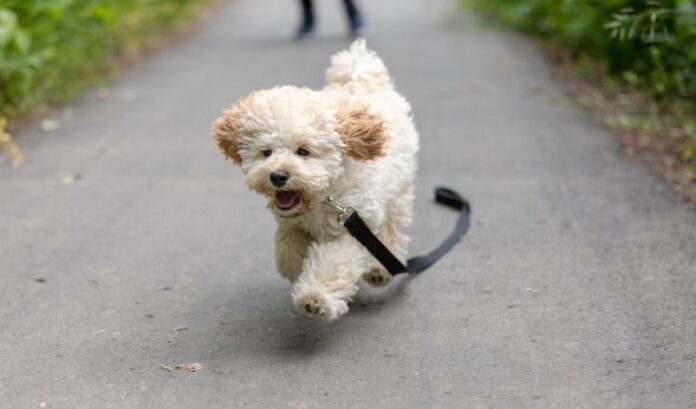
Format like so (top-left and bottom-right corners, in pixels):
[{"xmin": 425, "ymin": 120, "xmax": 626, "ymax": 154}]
[{"xmin": 212, "ymin": 105, "xmax": 243, "ymax": 165}]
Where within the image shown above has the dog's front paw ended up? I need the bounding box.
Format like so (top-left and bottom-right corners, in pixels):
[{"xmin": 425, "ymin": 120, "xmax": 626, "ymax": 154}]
[
  {"xmin": 363, "ymin": 267, "xmax": 392, "ymax": 287},
  {"xmin": 292, "ymin": 286, "xmax": 348, "ymax": 321}
]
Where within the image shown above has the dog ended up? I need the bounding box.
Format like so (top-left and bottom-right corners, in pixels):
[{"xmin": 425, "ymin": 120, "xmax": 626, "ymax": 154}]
[{"xmin": 212, "ymin": 40, "xmax": 419, "ymax": 320}]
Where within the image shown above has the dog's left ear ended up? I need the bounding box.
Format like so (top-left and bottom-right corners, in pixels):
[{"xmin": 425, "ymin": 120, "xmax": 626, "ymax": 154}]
[
  {"xmin": 335, "ymin": 102, "xmax": 387, "ymax": 161},
  {"xmin": 212, "ymin": 105, "xmax": 243, "ymax": 165}
]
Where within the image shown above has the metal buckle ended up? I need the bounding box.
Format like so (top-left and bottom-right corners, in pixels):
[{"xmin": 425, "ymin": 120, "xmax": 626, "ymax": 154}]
[{"xmin": 326, "ymin": 196, "xmax": 354, "ymax": 224}]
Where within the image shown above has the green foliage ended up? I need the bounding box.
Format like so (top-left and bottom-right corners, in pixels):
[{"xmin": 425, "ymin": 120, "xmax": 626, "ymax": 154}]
[
  {"xmin": 0, "ymin": 0, "xmax": 209, "ymax": 119},
  {"xmin": 464, "ymin": 0, "xmax": 696, "ymax": 98}
]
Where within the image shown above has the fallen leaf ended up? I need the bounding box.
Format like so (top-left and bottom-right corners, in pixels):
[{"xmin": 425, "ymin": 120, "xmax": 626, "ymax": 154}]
[
  {"xmin": 97, "ymin": 88, "xmax": 110, "ymax": 99},
  {"xmin": 33, "ymin": 277, "xmax": 46, "ymax": 283},
  {"xmin": 40, "ymin": 119, "xmax": 61, "ymax": 132},
  {"xmin": 176, "ymin": 362, "xmax": 202, "ymax": 372},
  {"xmin": 174, "ymin": 325, "xmax": 188, "ymax": 332},
  {"xmin": 159, "ymin": 364, "xmax": 175, "ymax": 372},
  {"xmin": 62, "ymin": 106, "xmax": 73, "ymax": 121},
  {"xmin": 0, "ymin": 118, "xmax": 24, "ymax": 168}
]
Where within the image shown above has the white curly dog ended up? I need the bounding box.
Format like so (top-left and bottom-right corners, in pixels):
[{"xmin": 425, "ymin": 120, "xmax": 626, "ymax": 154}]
[{"xmin": 213, "ymin": 40, "xmax": 419, "ymax": 320}]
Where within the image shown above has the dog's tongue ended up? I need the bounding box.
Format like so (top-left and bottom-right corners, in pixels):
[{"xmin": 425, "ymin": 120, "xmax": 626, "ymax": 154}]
[{"xmin": 276, "ymin": 191, "xmax": 299, "ymax": 209}]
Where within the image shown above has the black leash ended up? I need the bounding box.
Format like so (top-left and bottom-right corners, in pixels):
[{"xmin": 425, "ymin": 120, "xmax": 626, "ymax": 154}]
[{"xmin": 328, "ymin": 187, "xmax": 471, "ymax": 276}]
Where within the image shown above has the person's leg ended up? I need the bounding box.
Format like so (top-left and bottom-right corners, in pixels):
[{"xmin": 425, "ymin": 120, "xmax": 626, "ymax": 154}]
[
  {"xmin": 297, "ymin": 0, "xmax": 315, "ymax": 39},
  {"xmin": 341, "ymin": 0, "xmax": 364, "ymax": 37}
]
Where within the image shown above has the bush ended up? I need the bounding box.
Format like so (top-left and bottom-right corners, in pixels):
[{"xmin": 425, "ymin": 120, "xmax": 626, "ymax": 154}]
[
  {"xmin": 0, "ymin": 0, "xmax": 210, "ymax": 120},
  {"xmin": 464, "ymin": 0, "xmax": 696, "ymax": 98}
]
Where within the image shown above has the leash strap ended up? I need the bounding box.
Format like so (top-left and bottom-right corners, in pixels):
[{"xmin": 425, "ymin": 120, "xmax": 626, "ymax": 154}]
[{"xmin": 341, "ymin": 187, "xmax": 471, "ymax": 275}]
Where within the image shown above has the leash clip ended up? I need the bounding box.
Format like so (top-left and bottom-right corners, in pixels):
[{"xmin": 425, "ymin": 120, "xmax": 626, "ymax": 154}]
[{"xmin": 326, "ymin": 196, "xmax": 354, "ymax": 224}]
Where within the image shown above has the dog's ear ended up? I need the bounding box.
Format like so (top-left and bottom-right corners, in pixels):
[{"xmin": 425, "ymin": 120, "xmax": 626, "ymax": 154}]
[
  {"xmin": 335, "ymin": 102, "xmax": 387, "ymax": 161},
  {"xmin": 212, "ymin": 105, "xmax": 243, "ymax": 165}
]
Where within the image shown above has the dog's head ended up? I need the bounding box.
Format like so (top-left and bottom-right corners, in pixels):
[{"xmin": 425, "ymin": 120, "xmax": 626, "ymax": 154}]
[{"xmin": 212, "ymin": 86, "xmax": 386, "ymax": 218}]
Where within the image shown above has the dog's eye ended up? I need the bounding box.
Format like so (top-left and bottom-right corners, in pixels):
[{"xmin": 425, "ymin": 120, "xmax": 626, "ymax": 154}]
[
  {"xmin": 296, "ymin": 148, "xmax": 310, "ymax": 157},
  {"xmin": 262, "ymin": 149, "xmax": 272, "ymax": 157}
]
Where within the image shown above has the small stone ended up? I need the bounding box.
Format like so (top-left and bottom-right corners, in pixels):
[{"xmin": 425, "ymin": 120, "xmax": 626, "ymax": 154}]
[
  {"xmin": 40, "ymin": 119, "xmax": 61, "ymax": 132},
  {"xmin": 61, "ymin": 173, "xmax": 82, "ymax": 184}
]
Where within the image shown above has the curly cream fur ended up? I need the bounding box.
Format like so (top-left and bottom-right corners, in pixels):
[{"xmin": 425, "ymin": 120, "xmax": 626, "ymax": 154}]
[{"xmin": 212, "ymin": 40, "xmax": 419, "ymax": 321}]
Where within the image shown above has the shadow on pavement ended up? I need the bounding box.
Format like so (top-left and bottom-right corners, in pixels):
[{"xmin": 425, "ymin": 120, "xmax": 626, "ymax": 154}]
[{"xmin": 206, "ymin": 274, "xmax": 416, "ymax": 359}]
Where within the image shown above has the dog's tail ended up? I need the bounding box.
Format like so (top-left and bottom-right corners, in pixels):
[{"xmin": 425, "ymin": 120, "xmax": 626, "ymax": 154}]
[{"xmin": 325, "ymin": 39, "xmax": 393, "ymax": 91}]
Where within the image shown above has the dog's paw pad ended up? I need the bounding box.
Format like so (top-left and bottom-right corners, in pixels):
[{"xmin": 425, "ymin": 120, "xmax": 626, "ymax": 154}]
[
  {"xmin": 293, "ymin": 284, "xmax": 349, "ymax": 321},
  {"xmin": 363, "ymin": 268, "xmax": 392, "ymax": 287},
  {"xmin": 295, "ymin": 294, "xmax": 329, "ymax": 318},
  {"xmin": 302, "ymin": 298, "xmax": 325, "ymax": 316}
]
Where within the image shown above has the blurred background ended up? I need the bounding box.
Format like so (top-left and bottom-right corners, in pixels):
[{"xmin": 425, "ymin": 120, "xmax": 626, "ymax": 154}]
[{"xmin": 1, "ymin": 0, "xmax": 694, "ymax": 199}]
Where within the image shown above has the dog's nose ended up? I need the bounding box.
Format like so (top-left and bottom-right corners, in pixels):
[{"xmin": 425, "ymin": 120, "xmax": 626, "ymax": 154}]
[{"xmin": 270, "ymin": 170, "xmax": 290, "ymax": 187}]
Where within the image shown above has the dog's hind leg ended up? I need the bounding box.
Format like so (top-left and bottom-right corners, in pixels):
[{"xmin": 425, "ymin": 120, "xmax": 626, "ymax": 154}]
[
  {"xmin": 363, "ymin": 184, "xmax": 414, "ymax": 287},
  {"xmin": 291, "ymin": 234, "xmax": 371, "ymax": 320},
  {"xmin": 275, "ymin": 225, "xmax": 313, "ymax": 282}
]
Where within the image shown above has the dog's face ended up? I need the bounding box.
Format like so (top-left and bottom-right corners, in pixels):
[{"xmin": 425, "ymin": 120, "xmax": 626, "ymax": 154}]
[{"xmin": 213, "ymin": 86, "xmax": 386, "ymax": 218}]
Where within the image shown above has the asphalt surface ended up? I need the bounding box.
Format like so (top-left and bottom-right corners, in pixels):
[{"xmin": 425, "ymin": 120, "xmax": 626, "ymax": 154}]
[{"xmin": 1, "ymin": 0, "xmax": 695, "ymax": 408}]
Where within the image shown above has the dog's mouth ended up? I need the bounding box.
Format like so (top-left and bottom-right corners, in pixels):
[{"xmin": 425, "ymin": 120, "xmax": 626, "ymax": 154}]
[{"xmin": 274, "ymin": 190, "xmax": 301, "ymax": 211}]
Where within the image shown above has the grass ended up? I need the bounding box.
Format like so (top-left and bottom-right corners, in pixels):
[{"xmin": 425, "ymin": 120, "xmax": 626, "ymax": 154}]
[{"xmin": 0, "ymin": 0, "xmax": 219, "ymax": 124}]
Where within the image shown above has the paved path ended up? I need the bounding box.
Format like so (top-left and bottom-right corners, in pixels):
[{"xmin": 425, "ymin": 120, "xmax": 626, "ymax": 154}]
[{"xmin": 1, "ymin": 0, "xmax": 695, "ymax": 407}]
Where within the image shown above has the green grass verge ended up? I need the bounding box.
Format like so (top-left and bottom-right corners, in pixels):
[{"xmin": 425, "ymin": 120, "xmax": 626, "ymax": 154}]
[
  {"xmin": 462, "ymin": 0, "xmax": 696, "ymax": 97},
  {"xmin": 0, "ymin": 0, "xmax": 218, "ymax": 122},
  {"xmin": 463, "ymin": 0, "xmax": 696, "ymax": 183}
]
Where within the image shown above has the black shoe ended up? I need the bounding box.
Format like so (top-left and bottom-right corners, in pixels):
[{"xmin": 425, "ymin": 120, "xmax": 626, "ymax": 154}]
[
  {"xmin": 296, "ymin": 19, "xmax": 315, "ymax": 40},
  {"xmin": 349, "ymin": 13, "xmax": 365, "ymax": 38}
]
